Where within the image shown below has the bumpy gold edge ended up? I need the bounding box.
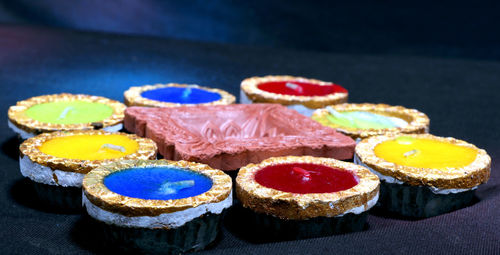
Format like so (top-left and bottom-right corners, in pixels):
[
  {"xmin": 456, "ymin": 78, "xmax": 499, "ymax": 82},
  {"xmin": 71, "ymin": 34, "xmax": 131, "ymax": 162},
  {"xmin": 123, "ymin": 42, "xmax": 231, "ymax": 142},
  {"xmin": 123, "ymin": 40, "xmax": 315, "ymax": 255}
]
[
  {"xmin": 123, "ymin": 83, "xmax": 236, "ymax": 107},
  {"xmin": 19, "ymin": 130, "xmax": 158, "ymax": 174},
  {"xmin": 82, "ymin": 159, "xmax": 232, "ymax": 216},
  {"xmin": 355, "ymin": 134, "xmax": 491, "ymax": 189},
  {"xmin": 240, "ymin": 75, "xmax": 348, "ymax": 109},
  {"xmin": 8, "ymin": 93, "xmax": 126, "ymax": 134},
  {"xmin": 236, "ymin": 156, "xmax": 380, "ymax": 220},
  {"xmin": 311, "ymin": 103, "xmax": 430, "ymax": 139}
]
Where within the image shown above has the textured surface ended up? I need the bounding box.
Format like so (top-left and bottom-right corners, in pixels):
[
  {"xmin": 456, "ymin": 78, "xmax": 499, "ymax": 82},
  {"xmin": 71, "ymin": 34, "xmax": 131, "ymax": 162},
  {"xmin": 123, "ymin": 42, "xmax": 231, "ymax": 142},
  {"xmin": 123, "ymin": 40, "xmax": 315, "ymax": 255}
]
[
  {"xmin": 125, "ymin": 104, "xmax": 355, "ymax": 170},
  {"xmin": 0, "ymin": 24, "xmax": 499, "ymax": 254}
]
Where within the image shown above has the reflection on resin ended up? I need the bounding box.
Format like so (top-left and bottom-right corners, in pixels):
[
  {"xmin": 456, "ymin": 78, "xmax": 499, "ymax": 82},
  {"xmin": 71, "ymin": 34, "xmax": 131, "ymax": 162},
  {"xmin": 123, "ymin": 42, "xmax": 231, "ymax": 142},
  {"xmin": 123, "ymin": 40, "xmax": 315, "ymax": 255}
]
[
  {"xmin": 141, "ymin": 87, "xmax": 222, "ymax": 104},
  {"xmin": 39, "ymin": 134, "xmax": 138, "ymax": 160},
  {"xmin": 324, "ymin": 107, "xmax": 407, "ymax": 129},
  {"xmin": 104, "ymin": 167, "xmax": 213, "ymax": 200},
  {"xmin": 25, "ymin": 101, "xmax": 113, "ymax": 124},
  {"xmin": 374, "ymin": 136, "xmax": 478, "ymax": 169},
  {"xmin": 257, "ymin": 81, "xmax": 346, "ymax": 96},
  {"xmin": 254, "ymin": 163, "xmax": 358, "ymax": 194}
]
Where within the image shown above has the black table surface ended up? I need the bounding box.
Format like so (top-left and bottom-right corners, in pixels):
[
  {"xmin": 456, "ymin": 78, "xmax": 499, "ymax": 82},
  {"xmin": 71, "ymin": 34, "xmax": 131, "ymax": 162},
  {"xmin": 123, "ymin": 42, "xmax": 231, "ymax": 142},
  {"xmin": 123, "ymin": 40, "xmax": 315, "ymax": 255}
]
[{"xmin": 0, "ymin": 24, "xmax": 498, "ymax": 254}]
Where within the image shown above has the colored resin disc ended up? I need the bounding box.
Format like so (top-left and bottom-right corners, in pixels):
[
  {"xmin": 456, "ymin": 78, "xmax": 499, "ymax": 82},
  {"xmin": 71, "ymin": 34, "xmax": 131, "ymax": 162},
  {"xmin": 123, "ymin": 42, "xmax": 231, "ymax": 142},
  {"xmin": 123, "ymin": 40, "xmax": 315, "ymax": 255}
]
[
  {"xmin": 355, "ymin": 134, "xmax": 491, "ymax": 189},
  {"xmin": 255, "ymin": 163, "xmax": 358, "ymax": 194},
  {"xmin": 19, "ymin": 130, "xmax": 157, "ymax": 192},
  {"xmin": 8, "ymin": 94, "xmax": 126, "ymax": 138},
  {"xmin": 82, "ymin": 160, "xmax": 233, "ymax": 254},
  {"xmin": 39, "ymin": 134, "xmax": 139, "ymax": 160},
  {"xmin": 123, "ymin": 83, "xmax": 235, "ymax": 107},
  {"xmin": 324, "ymin": 110, "xmax": 407, "ymax": 129},
  {"xmin": 25, "ymin": 101, "xmax": 114, "ymax": 124},
  {"xmin": 374, "ymin": 136, "xmax": 478, "ymax": 169},
  {"xmin": 140, "ymin": 87, "xmax": 222, "ymax": 104},
  {"xmin": 311, "ymin": 103, "xmax": 429, "ymax": 140},
  {"xmin": 236, "ymin": 156, "xmax": 380, "ymax": 220},
  {"xmin": 240, "ymin": 75, "xmax": 348, "ymax": 110},
  {"xmin": 104, "ymin": 167, "xmax": 213, "ymax": 200},
  {"xmin": 83, "ymin": 160, "xmax": 232, "ymax": 216},
  {"xmin": 257, "ymin": 81, "xmax": 347, "ymax": 97},
  {"xmin": 355, "ymin": 134, "xmax": 491, "ymax": 218}
]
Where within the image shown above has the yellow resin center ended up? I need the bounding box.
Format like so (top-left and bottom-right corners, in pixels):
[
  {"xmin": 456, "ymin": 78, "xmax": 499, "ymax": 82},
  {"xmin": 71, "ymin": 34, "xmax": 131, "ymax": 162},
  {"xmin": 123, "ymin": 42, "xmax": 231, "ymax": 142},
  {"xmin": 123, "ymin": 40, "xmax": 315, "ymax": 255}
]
[
  {"xmin": 39, "ymin": 134, "xmax": 139, "ymax": 160},
  {"xmin": 374, "ymin": 136, "xmax": 477, "ymax": 169}
]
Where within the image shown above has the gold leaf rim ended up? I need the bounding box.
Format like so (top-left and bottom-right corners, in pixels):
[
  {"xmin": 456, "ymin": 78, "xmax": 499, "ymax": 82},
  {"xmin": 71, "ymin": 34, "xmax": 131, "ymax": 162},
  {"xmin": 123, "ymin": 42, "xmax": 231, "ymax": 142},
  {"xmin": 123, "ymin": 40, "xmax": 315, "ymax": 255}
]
[
  {"xmin": 236, "ymin": 156, "xmax": 379, "ymax": 220},
  {"xmin": 83, "ymin": 159, "xmax": 232, "ymax": 216},
  {"xmin": 8, "ymin": 93, "xmax": 126, "ymax": 134},
  {"xmin": 355, "ymin": 134, "xmax": 491, "ymax": 189},
  {"xmin": 123, "ymin": 83, "xmax": 236, "ymax": 107},
  {"xmin": 311, "ymin": 103, "xmax": 430, "ymax": 139},
  {"xmin": 240, "ymin": 75, "xmax": 348, "ymax": 109},
  {"xmin": 19, "ymin": 130, "xmax": 157, "ymax": 174}
]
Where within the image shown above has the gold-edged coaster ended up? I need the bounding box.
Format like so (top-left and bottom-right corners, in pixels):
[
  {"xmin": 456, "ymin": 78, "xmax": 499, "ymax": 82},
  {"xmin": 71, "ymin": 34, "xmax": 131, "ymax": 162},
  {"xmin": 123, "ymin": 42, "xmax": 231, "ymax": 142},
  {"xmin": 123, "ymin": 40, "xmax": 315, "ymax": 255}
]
[
  {"xmin": 354, "ymin": 134, "xmax": 490, "ymax": 218},
  {"xmin": 124, "ymin": 83, "xmax": 235, "ymax": 107},
  {"xmin": 236, "ymin": 156, "xmax": 379, "ymax": 220},
  {"xmin": 8, "ymin": 93, "xmax": 126, "ymax": 139},
  {"xmin": 240, "ymin": 75, "xmax": 348, "ymax": 115},
  {"xmin": 312, "ymin": 103, "xmax": 429, "ymax": 140}
]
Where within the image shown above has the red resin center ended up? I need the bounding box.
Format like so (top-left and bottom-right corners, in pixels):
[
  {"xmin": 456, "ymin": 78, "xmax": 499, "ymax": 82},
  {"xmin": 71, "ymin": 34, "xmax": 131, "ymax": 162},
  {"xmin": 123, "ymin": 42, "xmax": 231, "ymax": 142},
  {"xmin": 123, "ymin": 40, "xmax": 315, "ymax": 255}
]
[
  {"xmin": 254, "ymin": 163, "xmax": 358, "ymax": 194},
  {"xmin": 257, "ymin": 81, "xmax": 347, "ymax": 96}
]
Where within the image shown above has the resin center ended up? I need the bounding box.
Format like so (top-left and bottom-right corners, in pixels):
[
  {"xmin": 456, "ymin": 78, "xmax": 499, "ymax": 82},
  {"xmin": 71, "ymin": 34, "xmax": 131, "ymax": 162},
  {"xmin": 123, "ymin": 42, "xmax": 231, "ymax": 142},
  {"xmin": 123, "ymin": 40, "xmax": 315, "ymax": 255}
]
[
  {"xmin": 374, "ymin": 136, "xmax": 478, "ymax": 169},
  {"xmin": 254, "ymin": 163, "xmax": 358, "ymax": 194},
  {"xmin": 39, "ymin": 134, "xmax": 138, "ymax": 160},
  {"xmin": 140, "ymin": 87, "xmax": 222, "ymax": 104},
  {"xmin": 257, "ymin": 81, "xmax": 347, "ymax": 96},
  {"xmin": 104, "ymin": 167, "xmax": 213, "ymax": 200},
  {"xmin": 320, "ymin": 109, "xmax": 408, "ymax": 129},
  {"xmin": 24, "ymin": 101, "xmax": 113, "ymax": 124}
]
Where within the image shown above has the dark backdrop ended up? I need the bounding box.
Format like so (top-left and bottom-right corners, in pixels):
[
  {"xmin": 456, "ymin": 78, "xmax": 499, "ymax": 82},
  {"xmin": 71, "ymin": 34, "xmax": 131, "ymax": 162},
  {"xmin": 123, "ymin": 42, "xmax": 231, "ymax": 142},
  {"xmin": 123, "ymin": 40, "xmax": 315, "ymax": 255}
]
[{"xmin": 1, "ymin": 0, "xmax": 500, "ymax": 60}]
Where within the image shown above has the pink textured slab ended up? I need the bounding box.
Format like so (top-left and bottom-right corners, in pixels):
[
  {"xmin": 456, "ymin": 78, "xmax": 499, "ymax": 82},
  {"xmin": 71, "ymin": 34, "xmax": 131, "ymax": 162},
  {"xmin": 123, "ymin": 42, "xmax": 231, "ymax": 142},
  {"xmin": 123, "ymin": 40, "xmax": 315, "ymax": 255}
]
[{"xmin": 125, "ymin": 104, "xmax": 355, "ymax": 170}]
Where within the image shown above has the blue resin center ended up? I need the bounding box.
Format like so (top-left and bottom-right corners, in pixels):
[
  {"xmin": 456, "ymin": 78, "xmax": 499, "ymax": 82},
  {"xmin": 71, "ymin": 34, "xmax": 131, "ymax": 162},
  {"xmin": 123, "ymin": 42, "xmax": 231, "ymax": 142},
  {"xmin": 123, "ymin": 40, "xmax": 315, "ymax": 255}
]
[
  {"xmin": 140, "ymin": 87, "xmax": 222, "ymax": 104},
  {"xmin": 104, "ymin": 167, "xmax": 213, "ymax": 200}
]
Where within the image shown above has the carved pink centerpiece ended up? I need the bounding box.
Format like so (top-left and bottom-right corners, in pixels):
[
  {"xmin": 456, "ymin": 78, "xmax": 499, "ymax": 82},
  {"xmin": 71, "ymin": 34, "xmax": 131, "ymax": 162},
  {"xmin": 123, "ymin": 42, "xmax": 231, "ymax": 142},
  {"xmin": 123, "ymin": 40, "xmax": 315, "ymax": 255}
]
[{"xmin": 125, "ymin": 104, "xmax": 355, "ymax": 170}]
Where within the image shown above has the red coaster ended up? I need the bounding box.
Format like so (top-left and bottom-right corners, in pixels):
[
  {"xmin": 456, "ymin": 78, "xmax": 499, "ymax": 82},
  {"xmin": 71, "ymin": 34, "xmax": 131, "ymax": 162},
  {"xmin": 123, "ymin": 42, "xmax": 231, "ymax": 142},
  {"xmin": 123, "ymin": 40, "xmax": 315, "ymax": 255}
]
[{"xmin": 125, "ymin": 104, "xmax": 355, "ymax": 170}]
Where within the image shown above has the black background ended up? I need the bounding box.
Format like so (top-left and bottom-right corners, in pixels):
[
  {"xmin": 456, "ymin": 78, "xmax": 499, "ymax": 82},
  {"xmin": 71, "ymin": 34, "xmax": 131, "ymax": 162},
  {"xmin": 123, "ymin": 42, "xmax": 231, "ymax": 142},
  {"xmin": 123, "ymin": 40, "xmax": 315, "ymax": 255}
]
[{"xmin": 0, "ymin": 1, "xmax": 499, "ymax": 254}]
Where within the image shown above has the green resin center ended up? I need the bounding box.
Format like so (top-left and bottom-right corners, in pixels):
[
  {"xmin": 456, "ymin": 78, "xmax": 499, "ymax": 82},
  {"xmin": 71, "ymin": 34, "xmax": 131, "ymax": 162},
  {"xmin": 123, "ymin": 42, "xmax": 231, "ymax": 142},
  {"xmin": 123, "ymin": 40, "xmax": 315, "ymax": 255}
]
[
  {"xmin": 325, "ymin": 109, "xmax": 408, "ymax": 129},
  {"xmin": 25, "ymin": 101, "xmax": 114, "ymax": 124}
]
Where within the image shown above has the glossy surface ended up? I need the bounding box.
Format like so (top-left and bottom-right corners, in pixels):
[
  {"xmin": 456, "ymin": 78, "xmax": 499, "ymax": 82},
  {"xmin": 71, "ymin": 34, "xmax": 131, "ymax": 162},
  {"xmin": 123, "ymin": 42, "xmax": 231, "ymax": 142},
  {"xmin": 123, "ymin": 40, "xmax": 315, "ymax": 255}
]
[
  {"xmin": 254, "ymin": 163, "xmax": 358, "ymax": 194},
  {"xmin": 257, "ymin": 81, "xmax": 347, "ymax": 96},
  {"xmin": 24, "ymin": 101, "xmax": 114, "ymax": 124},
  {"xmin": 374, "ymin": 136, "xmax": 478, "ymax": 169},
  {"xmin": 141, "ymin": 87, "xmax": 222, "ymax": 104},
  {"xmin": 39, "ymin": 134, "xmax": 138, "ymax": 160},
  {"xmin": 323, "ymin": 111, "xmax": 407, "ymax": 129},
  {"xmin": 104, "ymin": 167, "xmax": 213, "ymax": 200}
]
